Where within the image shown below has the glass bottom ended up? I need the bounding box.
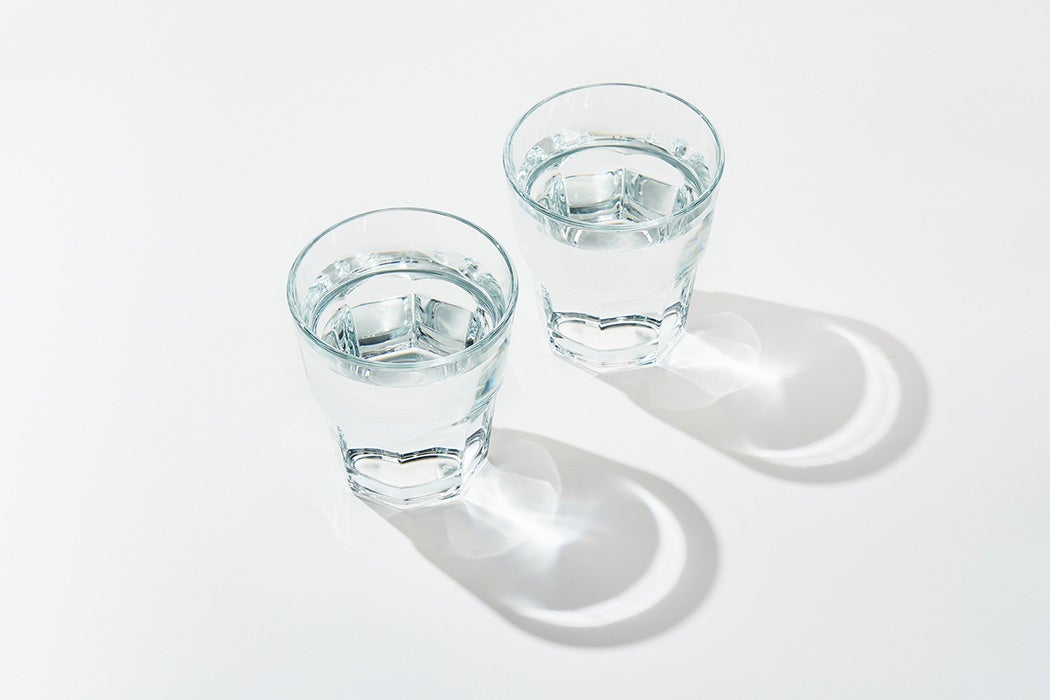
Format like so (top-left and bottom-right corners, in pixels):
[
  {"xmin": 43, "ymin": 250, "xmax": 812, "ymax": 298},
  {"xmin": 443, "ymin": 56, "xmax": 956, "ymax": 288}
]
[
  {"xmin": 338, "ymin": 427, "xmax": 490, "ymax": 509},
  {"xmin": 545, "ymin": 309, "xmax": 686, "ymax": 372}
]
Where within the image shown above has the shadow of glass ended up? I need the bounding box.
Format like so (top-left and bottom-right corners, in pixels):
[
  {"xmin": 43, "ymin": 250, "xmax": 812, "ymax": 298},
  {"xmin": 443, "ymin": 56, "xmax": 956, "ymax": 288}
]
[
  {"xmin": 370, "ymin": 429, "xmax": 718, "ymax": 647},
  {"xmin": 601, "ymin": 292, "xmax": 928, "ymax": 482}
]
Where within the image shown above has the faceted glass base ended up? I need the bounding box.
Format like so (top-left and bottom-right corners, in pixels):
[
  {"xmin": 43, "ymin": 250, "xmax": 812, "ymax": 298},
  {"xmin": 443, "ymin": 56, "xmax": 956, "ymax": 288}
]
[
  {"xmin": 545, "ymin": 309, "xmax": 687, "ymax": 373},
  {"xmin": 340, "ymin": 428, "xmax": 490, "ymax": 509}
]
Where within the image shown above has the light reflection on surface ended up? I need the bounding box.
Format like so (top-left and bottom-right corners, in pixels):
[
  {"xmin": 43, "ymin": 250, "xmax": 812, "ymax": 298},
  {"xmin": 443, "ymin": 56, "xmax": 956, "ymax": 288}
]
[
  {"xmin": 372, "ymin": 430, "xmax": 719, "ymax": 647},
  {"xmin": 741, "ymin": 325, "xmax": 901, "ymax": 468},
  {"xmin": 603, "ymin": 292, "xmax": 928, "ymax": 481},
  {"xmin": 512, "ymin": 487, "xmax": 687, "ymax": 629},
  {"xmin": 434, "ymin": 438, "xmax": 565, "ymax": 560}
]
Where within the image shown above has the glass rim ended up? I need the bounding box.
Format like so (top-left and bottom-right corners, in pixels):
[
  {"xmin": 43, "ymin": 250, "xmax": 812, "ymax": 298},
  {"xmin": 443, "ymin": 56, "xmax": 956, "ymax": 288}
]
[
  {"xmin": 502, "ymin": 82, "xmax": 725, "ymax": 232},
  {"xmin": 286, "ymin": 207, "xmax": 519, "ymax": 371}
]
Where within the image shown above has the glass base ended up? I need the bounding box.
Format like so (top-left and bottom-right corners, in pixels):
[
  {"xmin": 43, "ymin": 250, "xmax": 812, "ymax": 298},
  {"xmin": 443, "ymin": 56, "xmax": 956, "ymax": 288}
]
[
  {"xmin": 546, "ymin": 310, "xmax": 685, "ymax": 373},
  {"xmin": 340, "ymin": 429, "xmax": 489, "ymax": 509}
]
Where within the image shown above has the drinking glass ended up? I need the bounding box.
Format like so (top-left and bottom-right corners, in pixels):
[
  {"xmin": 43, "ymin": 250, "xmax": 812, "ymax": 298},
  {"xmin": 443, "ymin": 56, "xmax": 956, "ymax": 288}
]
[
  {"xmin": 503, "ymin": 83, "xmax": 724, "ymax": 371},
  {"xmin": 287, "ymin": 208, "xmax": 518, "ymax": 508}
]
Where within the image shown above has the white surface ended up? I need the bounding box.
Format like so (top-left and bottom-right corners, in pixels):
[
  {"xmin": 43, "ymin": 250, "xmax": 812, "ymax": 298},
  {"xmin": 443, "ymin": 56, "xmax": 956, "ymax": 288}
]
[{"xmin": 2, "ymin": 1, "xmax": 1049, "ymax": 697}]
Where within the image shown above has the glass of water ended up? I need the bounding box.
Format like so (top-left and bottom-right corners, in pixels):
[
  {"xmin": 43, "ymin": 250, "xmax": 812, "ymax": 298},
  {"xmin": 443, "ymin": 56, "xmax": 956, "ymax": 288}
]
[
  {"xmin": 287, "ymin": 208, "xmax": 518, "ymax": 508},
  {"xmin": 503, "ymin": 83, "xmax": 725, "ymax": 371}
]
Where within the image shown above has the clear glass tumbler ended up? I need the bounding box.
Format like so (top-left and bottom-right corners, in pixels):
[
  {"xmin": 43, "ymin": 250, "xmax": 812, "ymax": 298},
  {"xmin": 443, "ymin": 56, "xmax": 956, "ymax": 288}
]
[
  {"xmin": 287, "ymin": 208, "xmax": 518, "ymax": 508},
  {"xmin": 503, "ymin": 83, "xmax": 725, "ymax": 371}
]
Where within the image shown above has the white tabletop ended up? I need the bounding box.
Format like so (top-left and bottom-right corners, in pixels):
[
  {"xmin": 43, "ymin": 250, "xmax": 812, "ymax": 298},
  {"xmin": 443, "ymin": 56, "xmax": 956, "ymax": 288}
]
[{"xmin": 3, "ymin": 1, "xmax": 1049, "ymax": 697}]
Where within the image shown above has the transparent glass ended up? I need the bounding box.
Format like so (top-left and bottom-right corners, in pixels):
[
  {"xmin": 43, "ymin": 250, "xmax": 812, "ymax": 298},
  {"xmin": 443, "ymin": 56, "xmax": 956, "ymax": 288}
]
[
  {"xmin": 504, "ymin": 83, "xmax": 725, "ymax": 371},
  {"xmin": 287, "ymin": 208, "xmax": 518, "ymax": 508}
]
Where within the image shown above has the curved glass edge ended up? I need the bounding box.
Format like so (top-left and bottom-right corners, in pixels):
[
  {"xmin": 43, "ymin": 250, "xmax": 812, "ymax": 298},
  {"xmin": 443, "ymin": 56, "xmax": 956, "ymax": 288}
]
[
  {"xmin": 286, "ymin": 207, "xmax": 519, "ymax": 372},
  {"xmin": 502, "ymin": 82, "xmax": 725, "ymax": 233}
]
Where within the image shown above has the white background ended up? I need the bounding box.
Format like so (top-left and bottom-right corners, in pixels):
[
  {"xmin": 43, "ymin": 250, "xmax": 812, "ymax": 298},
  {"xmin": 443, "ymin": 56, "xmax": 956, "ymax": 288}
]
[{"xmin": 3, "ymin": 0, "xmax": 1049, "ymax": 697}]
